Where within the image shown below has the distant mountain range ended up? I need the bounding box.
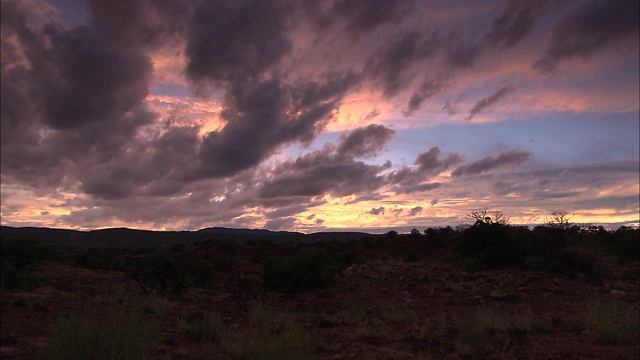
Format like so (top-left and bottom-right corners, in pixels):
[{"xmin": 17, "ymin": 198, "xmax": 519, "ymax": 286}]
[{"xmin": 0, "ymin": 226, "xmax": 374, "ymax": 249}]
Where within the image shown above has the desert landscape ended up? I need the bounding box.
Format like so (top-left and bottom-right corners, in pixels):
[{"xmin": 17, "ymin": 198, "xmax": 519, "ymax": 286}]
[{"xmin": 1, "ymin": 221, "xmax": 638, "ymax": 359}]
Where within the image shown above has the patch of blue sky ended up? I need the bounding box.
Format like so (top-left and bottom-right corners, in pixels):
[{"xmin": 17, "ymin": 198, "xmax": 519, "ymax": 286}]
[
  {"xmin": 150, "ymin": 82, "xmax": 192, "ymax": 98},
  {"xmin": 389, "ymin": 111, "xmax": 639, "ymax": 166}
]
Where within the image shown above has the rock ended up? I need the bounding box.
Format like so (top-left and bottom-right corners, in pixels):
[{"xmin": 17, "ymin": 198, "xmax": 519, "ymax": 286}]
[
  {"xmin": 610, "ymin": 289, "xmax": 626, "ymax": 298},
  {"xmin": 490, "ymin": 290, "xmax": 510, "ymax": 300}
]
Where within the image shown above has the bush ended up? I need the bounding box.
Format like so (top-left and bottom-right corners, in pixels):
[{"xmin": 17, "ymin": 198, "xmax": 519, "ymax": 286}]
[
  {"xmin": 48, "ymin": 289, "xmax": 158, "ymax": 360},
  {"xmin": 464, "ymin": 258, "xmax": 487, "ymax": 272},
  {"xmin": 403, "ymin": 246, "xmax": 420, "ymax": 263},
  {"xmin": 171, "ymin": 244, "xmax": 187, "ymax": 252},
  {"xmin": 131, "ymin": 251, "xmax": 193, "ymax": 295},
  {"xmin": 180, "ymin": 311, "xmax": 223, "ymax": 343},
  {"xmin": 223, "ymin": 301, "xmax": 321, "ymax": 360},
  {"xmin": 73, "ymin": 248, "xmax": 125, "ymax": 271},
  {"xmin": 585, "ymin": 297, "xmax": 637, "ymax": 344},
  {"xmin": 1, "ymin": 238, "xmax": 58, "ymax": 289},
  {"xmin": 555, "ymin": 247, "xmax": 613, "ymax": 284},
  {"xmin": 613, "ymin": 229, "xmax": 640, "ymax": 264},
  {"xmin": 263, "ymin": 248, "xmax": 337, "ymax": 293},
  {"xmin": 185, "ymin": 260, "xmax": 217, "ymax": 286}
]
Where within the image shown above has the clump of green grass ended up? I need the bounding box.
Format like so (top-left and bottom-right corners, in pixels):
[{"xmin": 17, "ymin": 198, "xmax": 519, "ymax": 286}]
[
  {"xmin": 222, "ymin": 300, "xmax": 321, "ymax": 360},
  {"xmin": 180, "ymin": 311, "xmax": 223, "ymax": 343},
  {"xmin": 457, "ymin": 307, "xmax": 534, "ymax": 356},
  {"xmin": 585, "ymin": 297, "xmax": 638, "ymax": 344},
  {"xmin": 48, "ymin": 288, "xmax": 159, "ymax": 360}
]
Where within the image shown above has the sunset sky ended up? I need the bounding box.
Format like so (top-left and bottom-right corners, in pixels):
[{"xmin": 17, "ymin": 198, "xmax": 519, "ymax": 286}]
[{"xmin": 1, "ymin": 0, "xmax": 638, "ymax": 233}]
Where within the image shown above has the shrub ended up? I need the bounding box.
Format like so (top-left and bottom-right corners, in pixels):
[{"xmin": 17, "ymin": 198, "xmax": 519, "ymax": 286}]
[
  {"xmin": 223, "ymin": 301, "xmax": 321, "ymax": 360},
  {"xmin": 403, "ymin": 246, "xmax": 420, "ymax": 263},
  {"xmin": 458, "ymin": 307, "xmax": 533, "ymax": 356},
  {"xmin": 131, "ymin": 251, "xmax": 193, "ymax": 295},
  {"xmin": 185, "ymin": 260, "xmax": 217, "ymax": 286},
  {"xmin": 263, "ymin": 248, "xmax": 337, "ymax": 293},
  {"xmin": 48, "ymin": 289, "xmax": 158, "ymax": 360},
  {"xmin": 171, "ymin": 243, "xmax": 186, "ymax": 252},
  {"xmin": 556, "ymin": 247, "xmax": 613, "ymax": 284},
  {"xmin": 73, "ymin": 248, "xmax": 125, "ymax": 271},
  {"xmin": 464, "ymin": 258, "xmax": 487, "ymax": 272},
  {"xmin": 585, "ymin": 297, "xmax": 637, "ymax": 344},
  {"xmin": 613, "ymin": 229, "xmax": 640, "ymax": 264},
  {"xmin": 1, "ymin": 238, "xmax": 57, "ymax": 289},
  {"xmin": 180, "ymin": 311, "xmax": 223, "ymax": 343},
  {"xmin": 524, "ymin": 256, "xmax": 548, "ymax": 272}
]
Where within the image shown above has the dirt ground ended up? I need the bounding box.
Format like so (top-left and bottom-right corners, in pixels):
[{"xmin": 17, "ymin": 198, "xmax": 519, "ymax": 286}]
[{"xmin": 1, "ymin": 237, "xmax": 638, "ymax": 359}]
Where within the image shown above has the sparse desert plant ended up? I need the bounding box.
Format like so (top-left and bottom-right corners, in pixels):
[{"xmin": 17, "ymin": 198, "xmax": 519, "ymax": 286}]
[
  {"xmin": 263, "ymin": 248, "xmax": 337, "ymax": 293},
  {"xmin": 222, "ymin": 300, "xmax": 321, "ymax": 360},
  {"xmin": 48, "ymin": 288, "xmax": 159, "ymax": 360},
  {"xmin": 72, "ymin": 248, "xmax": 126, "ymax": 271},
  {"xmin": 404, "ymin": 246, "xmax": 421, "ymax": 263},
  {"xmin": 185, "ymin": 259, "xmax": 217, "ymax": 286},
  {"xmin": 585, "ymin": 297, "xmax": 638, "ymax": 344},
  {"xmin": 457, "ymin": 307, "xmax": 533, "ymax": 356},
  {"xmin": 1, "ymin": 238, "xmax": 57, "ymax": 289},
  {"xmin": 130, "ymin": 251, "xmax": 194, "ymax": 295},
  {"xmin": 463, "ymin": 258, "xmax": 487, "ymax": 272},
  {"xmin": 180, "ymin": 311, "xmax": 224, "ymax": 343}
]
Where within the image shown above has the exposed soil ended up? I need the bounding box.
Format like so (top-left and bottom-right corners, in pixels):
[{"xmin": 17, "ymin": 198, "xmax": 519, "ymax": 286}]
[{"xmin": 2, "ymin": 237, "xmax": 639, "ymax": 359}]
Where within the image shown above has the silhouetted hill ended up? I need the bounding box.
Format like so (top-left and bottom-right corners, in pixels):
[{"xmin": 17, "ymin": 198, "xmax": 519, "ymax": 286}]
[{"xmin": 0, "ymin": 226, "xmax": 374, "ymax": 249}]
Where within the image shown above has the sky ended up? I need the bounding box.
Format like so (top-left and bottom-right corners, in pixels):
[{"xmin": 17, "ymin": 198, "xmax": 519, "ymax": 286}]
[{"xmin": 1, "ymin": 0, "xmax": 638, "ymax": 233}]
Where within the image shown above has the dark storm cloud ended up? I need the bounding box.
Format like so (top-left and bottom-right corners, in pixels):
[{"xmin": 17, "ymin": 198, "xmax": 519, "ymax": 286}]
[
  {"xmin": 365, "ymin": 31, "xmax": 440, "ymax": 98},
  {"xmin": 452, "ymin": 150, "xmax": 531, "ymax": 177},
  {"xmin": 445, "ymin": 37, "xmax": 481, "ymax": 70},
  {"xmin": 87, "ymin": 0, "xmax": 189, "ymax": 49},
  {"xmin": 326, "ymin": 0, "xmax": 416, "ymax": 39},
  {"xmin": 185, "ymin": 0, "xmax": 292, "ymax": 83},
  {"xmin": 368, "ymin": 206, "xmax": 385, "ymax": 216},
  {"xmin": 385, "ymin": 147, "xmax": 461, "ymax": 194},
  {"xmin": 264, "ymin": 217, "xmax": 297, "ymax": 231},
  {"xmin": 194, "ymin": 71, "xmax": 357, "ymax": 179},
  {"xmin": 258, "ymin": 145, "xmax": 388, "ymax": 199},
  {"xmin": 484, "ymin": 0, "xmax": 548, "ymax": 47},
  {"xmin": 336, "ymin": 124, "xmax": 395, "ymax": 158},
  {"xmin": 37, "ymin": 26, "xmax": 153, "ymax": 129},
  {"xmin": 415, "ymin": 147, "xmax": 464, "ymax": 173},
  {"xmin": 265, "ymin": 205, "xmax": 311, "ymax": 219},
  {"xmin": 408, "ymin": 206, "xmax": 423, "ymax": 217},
  {"xmin": 466, "ymin": 86, "xmax": 515, "ymax": 120},
  {"xmin": 534, "ymin": 0, "xmax": 640, "ymax": 73},
  {"xmin": 346, "ymin": 193, "xmax": 389, "ymax": 205},
  {"xmin": 258, "ymin": 125, "xmax": 396, "ymax": 199},
  {"xmin": 405, "ymin": 77, "xmax": 446, "ymax": 115},
  {"xmin": 1, "ymin": 2, "xmax": 156, "ymax": 195}
]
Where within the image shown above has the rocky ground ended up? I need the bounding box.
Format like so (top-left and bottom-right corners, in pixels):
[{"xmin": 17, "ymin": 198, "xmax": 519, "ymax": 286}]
[{"xmin": 1, "ymin": 237, "xmax": 638, "ymax": 359}]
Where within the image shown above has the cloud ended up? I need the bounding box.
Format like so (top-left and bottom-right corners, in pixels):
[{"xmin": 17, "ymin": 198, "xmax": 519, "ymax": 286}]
[
  {"xmin": 18, "ymin": 23, "xmax": 153, "ymax": 130},
  {"xmin": 259, "ymin": 126, "xmax": 391, "ymax": 198},
  {"xmin": 466, "ymin": 86, "xmax": 516, "ymax": 120},
  {"xmin": 325, "ymin": 0, "xmax": 416, "ymax": 39},
  {"xmin": 452, "ymin": 150, "xmax": 531, "ymax": 177},
  {"xmin": 185, "ymin": 0, "xmax": 292, "ymax": 84},
  {"xmin": 337, "ymin": 124, "xmax": 396, "ymax": 158},
  {"xmin": 533, "ymin": 0, "xmax": 640, "ymax": 73},
  {"xmin": 368, "ymin": 206, "xmax": 385, "ymax": 216},
  {"xmin": 408, "ymin": 206, "xmax": 423, "ymax": 216},
  {"xmin": 365, "ymin": 31, "xmax": 440, "ymax": 97},
  {"xmin": 405, "ymin": 77, "xmax": 446, "ymax": 115},
  {"xmin": 264, "ymin": 217, "xmax": 297, "ymax": 231},
  {"xmin": 87, "ymin": 0, "xmax": 189, "ymax": 50},
  {"xmin": 193, "ymin": 71, "xmax": 357, "ymax": 179},
  {"xmin": 345, "ymin": 193, "xmax": 389, "ymax": 205},
  {"xmin": 484, "ymin": 0, "xmax": 548, "ymax": 47}
]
